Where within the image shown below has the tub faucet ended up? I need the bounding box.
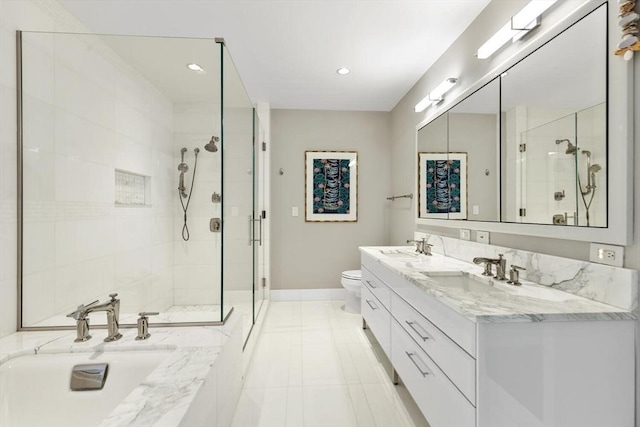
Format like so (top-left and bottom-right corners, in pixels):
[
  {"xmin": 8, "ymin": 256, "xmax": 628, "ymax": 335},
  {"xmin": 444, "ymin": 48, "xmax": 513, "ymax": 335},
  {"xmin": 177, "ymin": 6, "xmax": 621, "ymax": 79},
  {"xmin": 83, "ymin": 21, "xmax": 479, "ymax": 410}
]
[
  {"xmin": 472, "ymin": 254, "xmax": 507, "ymax": 280},
  {"xmin": 67, "ymin": 293, "xmax": 123, "ymax": 343}
]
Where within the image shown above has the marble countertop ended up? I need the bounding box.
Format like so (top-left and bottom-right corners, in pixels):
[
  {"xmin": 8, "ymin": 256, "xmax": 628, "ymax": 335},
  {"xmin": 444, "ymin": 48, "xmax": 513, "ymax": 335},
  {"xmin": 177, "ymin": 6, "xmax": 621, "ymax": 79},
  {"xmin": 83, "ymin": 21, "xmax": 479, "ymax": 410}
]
[
  {"xmin": 0, "ymin": 321, "xmax": 236, "ymax": 427},
  {"xmin": 360, "ymin": 246, "xmax": 637, "ymax": 323}
]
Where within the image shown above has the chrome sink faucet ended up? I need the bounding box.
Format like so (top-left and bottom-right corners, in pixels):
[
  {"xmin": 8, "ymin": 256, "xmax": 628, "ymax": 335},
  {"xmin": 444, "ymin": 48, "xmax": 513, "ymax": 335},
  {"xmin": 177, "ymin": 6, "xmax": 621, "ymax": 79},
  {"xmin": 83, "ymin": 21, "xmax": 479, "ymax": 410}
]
[
  {"xmin": 472, "ymin": 254, "xmax": 507, "ymax": 281},
  {"xmin": 67, "ymin": 293, "xmax": 123, "ymax": 343},
  {"xmin": 407, "ymin": 238, "xmax": 433, "ymax": 256}
]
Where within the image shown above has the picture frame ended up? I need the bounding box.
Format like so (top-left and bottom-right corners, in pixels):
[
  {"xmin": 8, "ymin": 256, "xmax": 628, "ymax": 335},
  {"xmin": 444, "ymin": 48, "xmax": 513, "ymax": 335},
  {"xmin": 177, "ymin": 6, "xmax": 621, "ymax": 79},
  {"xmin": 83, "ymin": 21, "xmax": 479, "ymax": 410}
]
[
  {"xmin": 418, "ymin": 152, "xmax": 467, "ymax": 219},
  {"xmin": 305, "ymin": 151, "xmax": 358, "ymax": 222}
]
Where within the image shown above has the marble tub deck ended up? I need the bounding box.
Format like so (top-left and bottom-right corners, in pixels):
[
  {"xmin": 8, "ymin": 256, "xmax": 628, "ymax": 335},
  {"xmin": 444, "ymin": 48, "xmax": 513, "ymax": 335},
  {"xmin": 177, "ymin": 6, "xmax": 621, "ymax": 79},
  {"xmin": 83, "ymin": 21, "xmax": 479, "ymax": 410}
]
[
  {"xmin": 361, "ymin": 246, "xmax": 637, "ymax": 323},
  {"xmin": 0, "ymin": 315, "xmax": 241, "ymax": 427}
]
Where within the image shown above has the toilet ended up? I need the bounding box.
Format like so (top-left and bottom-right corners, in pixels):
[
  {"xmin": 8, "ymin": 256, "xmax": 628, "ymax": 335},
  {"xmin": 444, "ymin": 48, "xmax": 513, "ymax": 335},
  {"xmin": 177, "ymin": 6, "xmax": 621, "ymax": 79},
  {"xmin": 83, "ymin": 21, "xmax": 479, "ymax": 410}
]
[{"xmin": 341, "ymin": 270, "xmax": 362, "ymax": 313}]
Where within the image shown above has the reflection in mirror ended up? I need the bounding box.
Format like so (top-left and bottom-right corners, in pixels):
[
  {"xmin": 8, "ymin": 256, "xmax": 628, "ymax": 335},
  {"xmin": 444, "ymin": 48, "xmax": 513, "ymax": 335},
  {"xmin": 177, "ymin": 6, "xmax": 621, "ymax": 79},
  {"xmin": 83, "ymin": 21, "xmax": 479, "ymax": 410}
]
[
  {"xmin": 448, "ymin": 78, "xmax": 500, "ymax": 222},
  {"xmin": 501, "ymin": 4, "xmax": 607, "ymax": 227},
  {"xmin": 417, "ymin": 113, "xmax": 449, "ymax": 218}
]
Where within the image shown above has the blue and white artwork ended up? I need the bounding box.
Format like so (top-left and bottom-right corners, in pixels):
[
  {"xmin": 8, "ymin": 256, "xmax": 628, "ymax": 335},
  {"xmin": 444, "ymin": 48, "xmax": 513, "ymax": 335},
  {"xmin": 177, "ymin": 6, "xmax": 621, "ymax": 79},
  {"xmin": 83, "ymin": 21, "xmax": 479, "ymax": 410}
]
[
  {"xmin": 419, "ymin": 152, "xmax": 467, "ymax": 219},
  {"xmin": 306, "ymin": 151, "xmax": 358, "ymax": 222}
]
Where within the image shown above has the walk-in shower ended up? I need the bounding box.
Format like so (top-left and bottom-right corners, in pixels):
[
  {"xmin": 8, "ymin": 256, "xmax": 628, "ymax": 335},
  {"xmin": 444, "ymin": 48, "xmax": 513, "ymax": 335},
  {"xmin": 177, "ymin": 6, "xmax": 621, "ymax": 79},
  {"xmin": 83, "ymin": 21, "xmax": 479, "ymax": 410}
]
[
  {"xmin": 555, "ymin": 138, "xmax": 602, "ymax": 226},
  {"xmin": 178, "ymin": 147, "xmax": 199, "ymax": 241},
  {"xmin": 517, "ymin": 103, "xmax": 606, "ymax": 227},
  {"xmin": 17, "ymin": 31, "xmax": 267, "ymax": 346}
]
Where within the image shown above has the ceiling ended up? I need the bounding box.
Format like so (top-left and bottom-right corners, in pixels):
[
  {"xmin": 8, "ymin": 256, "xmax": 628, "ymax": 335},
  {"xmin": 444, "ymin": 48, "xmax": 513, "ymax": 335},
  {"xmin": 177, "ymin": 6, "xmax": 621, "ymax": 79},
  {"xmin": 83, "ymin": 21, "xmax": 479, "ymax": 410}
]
[{"xmin": 59, "ymin": 0, "xmax": 491, "ymax": 112}]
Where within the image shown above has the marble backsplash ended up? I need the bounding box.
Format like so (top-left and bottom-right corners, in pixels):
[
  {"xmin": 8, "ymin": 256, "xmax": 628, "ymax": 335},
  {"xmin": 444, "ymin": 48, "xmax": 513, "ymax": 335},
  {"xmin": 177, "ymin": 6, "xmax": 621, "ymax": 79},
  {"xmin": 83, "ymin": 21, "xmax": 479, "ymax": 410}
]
[{"xmin": 414, "ymin": 232, "xmax": 638, "ymax": 312}]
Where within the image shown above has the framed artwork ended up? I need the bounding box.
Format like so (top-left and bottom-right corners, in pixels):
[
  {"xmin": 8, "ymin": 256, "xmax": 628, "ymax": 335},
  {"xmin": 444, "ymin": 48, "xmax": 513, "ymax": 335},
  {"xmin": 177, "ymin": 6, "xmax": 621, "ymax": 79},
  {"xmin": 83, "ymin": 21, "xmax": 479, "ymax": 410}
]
[
  {"xmin": 418, "ymin": 152, "xmax": 467, "ymax": 219},
  {"xmin": 305, "ymin": 151, "xmax": 358, "ymax": 222}
]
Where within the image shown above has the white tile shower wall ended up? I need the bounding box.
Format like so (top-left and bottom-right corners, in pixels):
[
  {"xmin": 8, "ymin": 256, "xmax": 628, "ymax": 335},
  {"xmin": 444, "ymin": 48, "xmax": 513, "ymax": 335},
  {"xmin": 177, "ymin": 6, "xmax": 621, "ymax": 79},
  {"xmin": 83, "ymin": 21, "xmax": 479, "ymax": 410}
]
[
  {"xmin": 1, "ymin": 2, "xmax": 176, "ymax": 328},
  {"xmin": 576, "ymin": 103, "xmax": 606, "ymax": 226},
  {"xmin": 417, "ymin": 233, "xmax": 638, "ymax": 312},
  {"xmin": 505, "ymin": 105, "xmax": 606, "ymax": 227},
  {"xmin": 0, "ymin": 0, "xmax": 55, "ymax": 337},
  {"xmin": 173, "ymin": 103, "xmax": 222, "ymax": 306}
]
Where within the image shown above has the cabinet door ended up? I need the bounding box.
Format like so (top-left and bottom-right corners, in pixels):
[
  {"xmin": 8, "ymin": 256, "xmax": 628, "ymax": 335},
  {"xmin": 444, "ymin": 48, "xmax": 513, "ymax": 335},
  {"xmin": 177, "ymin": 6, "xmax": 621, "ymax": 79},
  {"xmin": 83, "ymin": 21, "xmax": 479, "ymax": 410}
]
[
  {"xmin": 391, "ymin": 319, "xmax": 475, "ymax": 427},
  {"xmin": 391, "ymin": 293, "xmax": 476, "ymax": 404},
  {"xmin": 361, "ymin": 266, "xmax": 391, "ymax": 309},
  {"xmin": 361, "ymin": 286, "xmax": 391, "ymax": 358}
]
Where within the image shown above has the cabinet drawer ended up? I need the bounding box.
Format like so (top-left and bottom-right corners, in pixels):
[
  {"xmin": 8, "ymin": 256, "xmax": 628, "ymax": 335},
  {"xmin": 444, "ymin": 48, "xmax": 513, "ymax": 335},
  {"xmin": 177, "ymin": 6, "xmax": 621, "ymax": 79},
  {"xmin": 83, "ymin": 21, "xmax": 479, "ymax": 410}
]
[
  {"xmin": 391, "ymin": 293, "xmax": 476, "ymax": 404},
  {"xmin": 384, "ymin": 269, "xmax": 476, "ymax": 356},
  {"xmin": 391, "ymin": 319, "xmax": 475, "ymax": 427},
  {"xmin": 361, "ymin": 286, "xmax": 391, "ymax": 358},
  {"xmin": 361, "ymin": 266, "xmax": 391, "ymax": 310}
]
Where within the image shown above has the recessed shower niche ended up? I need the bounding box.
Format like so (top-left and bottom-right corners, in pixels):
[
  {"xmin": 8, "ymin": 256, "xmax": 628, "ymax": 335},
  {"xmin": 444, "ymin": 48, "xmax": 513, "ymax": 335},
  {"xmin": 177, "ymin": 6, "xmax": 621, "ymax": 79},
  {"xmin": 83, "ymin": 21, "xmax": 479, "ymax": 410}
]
[{"xmin": 18, "ymin": 31, "xmax": 266, "ymax": 343}]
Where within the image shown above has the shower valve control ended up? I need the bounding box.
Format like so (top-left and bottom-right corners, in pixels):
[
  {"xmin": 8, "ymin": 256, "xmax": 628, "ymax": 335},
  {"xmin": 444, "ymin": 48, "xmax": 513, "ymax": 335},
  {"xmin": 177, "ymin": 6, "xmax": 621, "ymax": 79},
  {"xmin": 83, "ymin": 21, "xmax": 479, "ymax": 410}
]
[
  {"xmin": 136, "ymin": 312, "xmax": 159, "ymax": 341},
  {"xmin": 210, "ymin": 218, "xmax": 221, "ymax": 232}
]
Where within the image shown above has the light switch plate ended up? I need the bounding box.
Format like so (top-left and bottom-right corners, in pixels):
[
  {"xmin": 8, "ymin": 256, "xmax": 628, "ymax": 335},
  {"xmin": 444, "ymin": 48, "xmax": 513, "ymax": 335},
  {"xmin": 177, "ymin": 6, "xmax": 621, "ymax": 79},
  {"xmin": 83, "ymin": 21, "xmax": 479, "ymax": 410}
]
[
  {"xmin": 291, "ymin": 207, "xmax": 299, "ymax": 217},
  {"xmin": 460, "ymin": 229, "xmax": 471, "ymax": 241},
  {"xmin": 589, "ymin": 243, "xmax": 624, "ymax": 267},
  {"xmin": 476, "ymin": 231, "xmax": 490, "ymax": 244},
  {"xmin": 472, "ymin": 205, "xmax": 479, "ymax": 215}
]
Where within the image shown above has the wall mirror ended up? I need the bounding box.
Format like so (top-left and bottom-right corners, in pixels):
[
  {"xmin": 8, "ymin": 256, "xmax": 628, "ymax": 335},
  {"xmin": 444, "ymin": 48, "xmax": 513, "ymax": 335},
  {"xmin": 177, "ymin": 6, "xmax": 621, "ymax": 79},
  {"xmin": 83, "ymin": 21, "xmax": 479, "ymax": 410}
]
[
  {"xmin": 417, "ymin": 78, "xmax": 500, "ymax": 221},
  {"xmin": 414, "ymin": 2, "xmax": 629, "ymax": 243},
  {"xmin": 501, "ymin": 4, "xmax": 607, "ymax": 228}
]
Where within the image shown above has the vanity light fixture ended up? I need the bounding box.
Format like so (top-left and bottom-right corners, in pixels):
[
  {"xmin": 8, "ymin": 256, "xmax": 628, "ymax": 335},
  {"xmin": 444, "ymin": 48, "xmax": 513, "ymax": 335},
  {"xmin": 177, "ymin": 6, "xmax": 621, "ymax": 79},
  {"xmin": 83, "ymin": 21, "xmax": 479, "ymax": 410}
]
[
  {"xmin": 476, "ymin": 0, "xmax": 558, "ymax": 59},
  {"xmin": 336, "ymin": 67, "xmax": 351, "ymax": 75},
  {"xmin": 187, "ymin": 63, "xmax": 205, "ymax": 73},
  {"xmin": 414, "ymin": 77, "xmax": 458, "ymax": 113}
]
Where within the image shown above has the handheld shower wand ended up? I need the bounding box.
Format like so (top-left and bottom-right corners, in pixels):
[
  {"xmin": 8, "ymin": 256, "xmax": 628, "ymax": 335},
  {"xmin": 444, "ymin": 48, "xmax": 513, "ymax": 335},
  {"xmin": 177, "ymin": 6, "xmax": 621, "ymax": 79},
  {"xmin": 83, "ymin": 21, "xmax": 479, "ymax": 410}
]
[
  {"xmin": 178, "ymin": 148, "xmax": 189, "ymax": 198},
  {"xmin": 581, "ymin": 150, "xmax": 593, "ymax": 195}
]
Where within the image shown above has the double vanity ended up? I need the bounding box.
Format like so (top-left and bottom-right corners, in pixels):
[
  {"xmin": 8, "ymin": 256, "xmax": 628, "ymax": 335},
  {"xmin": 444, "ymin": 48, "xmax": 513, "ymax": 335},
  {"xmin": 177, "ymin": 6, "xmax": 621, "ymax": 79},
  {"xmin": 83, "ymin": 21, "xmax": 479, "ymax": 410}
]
[{"xmin": 360, "ymin": 241, "xmax": 637, "ymax": 427}]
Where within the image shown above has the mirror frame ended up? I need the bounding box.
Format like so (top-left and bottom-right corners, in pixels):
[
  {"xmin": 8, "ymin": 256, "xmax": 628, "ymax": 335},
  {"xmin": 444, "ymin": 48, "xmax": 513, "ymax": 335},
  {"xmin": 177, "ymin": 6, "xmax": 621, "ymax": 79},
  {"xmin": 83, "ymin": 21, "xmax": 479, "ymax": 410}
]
[{"xmin": 415, "ymin": 0, "xmax": 633, "ymax": 245}]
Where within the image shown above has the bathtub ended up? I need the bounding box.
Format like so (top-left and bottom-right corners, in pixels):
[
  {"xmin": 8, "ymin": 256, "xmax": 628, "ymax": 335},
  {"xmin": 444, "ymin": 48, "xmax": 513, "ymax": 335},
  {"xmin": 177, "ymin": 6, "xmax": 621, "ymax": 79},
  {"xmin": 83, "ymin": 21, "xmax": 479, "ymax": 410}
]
[{"xmin": 0, "ymin": 350, "xmax": 172, "ymax": 427}]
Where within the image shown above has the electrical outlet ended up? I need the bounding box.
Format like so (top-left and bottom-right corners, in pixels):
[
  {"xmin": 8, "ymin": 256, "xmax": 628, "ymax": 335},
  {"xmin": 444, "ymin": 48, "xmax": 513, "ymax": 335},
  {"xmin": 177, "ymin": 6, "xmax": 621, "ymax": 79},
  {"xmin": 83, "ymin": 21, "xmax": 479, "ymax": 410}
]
[
  {"xmin": 476, "ymin": 231, "xmax": 490, "ymax": 244},
  {"xmin": 589, "ymin": 243, "xmax": 623, "ymax": 267},
  {"xmin": 460, "ymin": 229, "xmax": 471, "ymax": 241}
]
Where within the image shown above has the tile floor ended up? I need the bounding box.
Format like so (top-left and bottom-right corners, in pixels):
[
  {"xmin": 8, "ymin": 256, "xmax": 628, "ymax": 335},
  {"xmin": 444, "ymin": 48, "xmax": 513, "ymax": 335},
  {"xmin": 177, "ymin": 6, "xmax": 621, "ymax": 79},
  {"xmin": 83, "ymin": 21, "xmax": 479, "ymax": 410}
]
[{"xmin": 230, "ymin": 301, "xmax": 430, "ymax": 427}]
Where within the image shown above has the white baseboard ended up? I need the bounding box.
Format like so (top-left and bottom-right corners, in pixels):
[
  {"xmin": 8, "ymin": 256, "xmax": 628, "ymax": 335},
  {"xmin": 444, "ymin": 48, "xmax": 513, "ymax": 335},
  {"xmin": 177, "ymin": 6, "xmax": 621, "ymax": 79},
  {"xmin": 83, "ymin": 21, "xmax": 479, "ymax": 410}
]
[{"xmin": 270, "ymin": 288, "xmax": 346, "ymax": 301}]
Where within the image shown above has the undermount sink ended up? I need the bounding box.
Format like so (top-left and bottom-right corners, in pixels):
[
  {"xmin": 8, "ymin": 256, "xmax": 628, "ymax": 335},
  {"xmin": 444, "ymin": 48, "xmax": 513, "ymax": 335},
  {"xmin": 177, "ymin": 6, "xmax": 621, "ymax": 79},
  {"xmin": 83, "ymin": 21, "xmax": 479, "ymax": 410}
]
[
  {"xmin": 423, "ymin": 273, "xmax": 496, "ymax": 293},
  {"xmin": 379, "ymin": 249, "xmax": 418, "ymax": 258}
]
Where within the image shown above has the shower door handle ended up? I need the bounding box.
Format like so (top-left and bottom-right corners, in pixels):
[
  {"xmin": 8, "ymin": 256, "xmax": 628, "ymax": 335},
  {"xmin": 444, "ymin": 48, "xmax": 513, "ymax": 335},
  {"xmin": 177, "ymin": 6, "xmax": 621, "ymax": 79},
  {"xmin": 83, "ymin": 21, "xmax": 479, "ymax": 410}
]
[
  {"xmin": 249, "ymin": 216, "xmax": 262, "ymax": 246},
  {"xmin": 257, "ymin": 216, "xmax": 262, "ymax": 246}
]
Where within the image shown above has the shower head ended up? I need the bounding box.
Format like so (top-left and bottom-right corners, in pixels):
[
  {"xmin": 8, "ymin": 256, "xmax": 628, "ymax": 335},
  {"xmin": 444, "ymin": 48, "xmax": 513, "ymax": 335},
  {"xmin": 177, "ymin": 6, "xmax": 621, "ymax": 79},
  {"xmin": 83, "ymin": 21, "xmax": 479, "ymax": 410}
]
[
  {"xmin": 589, "ymin": 164, "xmax": 602, "ymax": 173},
  {"xmin": 555, "ymin": 139, "xmax": 577, "ymax": 155},
  {"xmin": 204, "ymin": 136, "xmax": 219, "ymax": 153}
]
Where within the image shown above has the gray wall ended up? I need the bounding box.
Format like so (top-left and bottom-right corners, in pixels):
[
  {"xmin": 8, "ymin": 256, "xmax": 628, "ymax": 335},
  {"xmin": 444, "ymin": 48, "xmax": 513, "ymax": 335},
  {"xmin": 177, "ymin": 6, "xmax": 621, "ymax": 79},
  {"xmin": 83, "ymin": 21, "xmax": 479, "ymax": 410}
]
[
  {"xmin": 388, "ymin": 0, "xmax": 639, "ymax": 424},
  {"xmin": 271, "ymin": 109, "xmax": 391, "ymax": 290}
]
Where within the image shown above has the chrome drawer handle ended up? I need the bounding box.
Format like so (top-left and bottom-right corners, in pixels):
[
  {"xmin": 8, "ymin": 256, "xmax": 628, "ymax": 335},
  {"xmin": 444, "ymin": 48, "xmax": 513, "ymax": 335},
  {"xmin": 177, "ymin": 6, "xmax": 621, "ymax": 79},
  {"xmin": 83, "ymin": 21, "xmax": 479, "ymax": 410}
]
[
  {"xmin": 366, "ymin": 299, "xmax": 379, "ymax": 310},
  {"xmin": 365, "ymin": 279, "xmax": 377, "ymax": 289},
  {"xmin": 405, "ymin": 351, "xmax": 430, "ymax": 377},
  {"xmin": 405, "ymin": 320, "xmax": 430, "ymax": 341}
]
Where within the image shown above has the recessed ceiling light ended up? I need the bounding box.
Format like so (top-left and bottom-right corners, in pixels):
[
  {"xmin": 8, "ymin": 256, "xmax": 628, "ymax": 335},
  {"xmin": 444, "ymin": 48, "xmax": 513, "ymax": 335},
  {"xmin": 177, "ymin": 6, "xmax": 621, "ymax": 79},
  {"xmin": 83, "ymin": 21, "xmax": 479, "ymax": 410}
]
[
  {"xmin": 187, "ymin": 63, "xmax": 205, "ymax": 72},
  {"xmin": 336, "ymin": 67, "xmax": 350, "ymax": 75}
]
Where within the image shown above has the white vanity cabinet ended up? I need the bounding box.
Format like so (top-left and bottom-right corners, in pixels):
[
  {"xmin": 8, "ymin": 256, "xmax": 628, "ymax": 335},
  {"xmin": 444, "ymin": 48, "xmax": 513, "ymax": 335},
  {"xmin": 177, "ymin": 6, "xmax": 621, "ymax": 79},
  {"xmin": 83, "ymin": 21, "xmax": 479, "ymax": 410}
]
[{"xmin": 361, "ymin": 252, "xmax": 636, "ymax": 427}]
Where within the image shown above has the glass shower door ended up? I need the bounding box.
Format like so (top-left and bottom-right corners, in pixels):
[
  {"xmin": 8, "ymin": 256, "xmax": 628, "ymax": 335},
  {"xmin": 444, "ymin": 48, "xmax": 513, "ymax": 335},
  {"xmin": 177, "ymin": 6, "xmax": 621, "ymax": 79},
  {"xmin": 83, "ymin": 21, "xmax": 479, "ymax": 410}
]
[
  {"xmin": 519, "ymin": 114, "xmax": 578, "ymax": 225},
  {"xmin": 253, "ymin": 116, "xmax": 266, "ymax": 320},
  {"xmin": 221, "ymin": 44, "xmax": 255, "ymax": 343}
]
